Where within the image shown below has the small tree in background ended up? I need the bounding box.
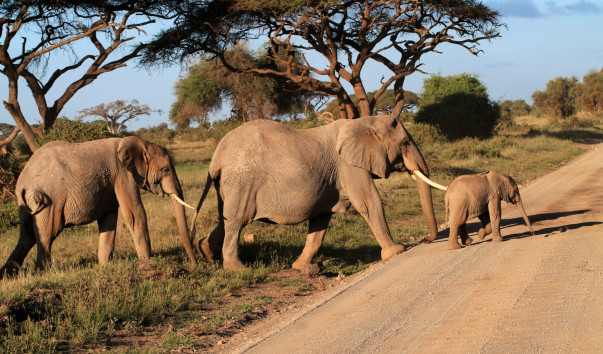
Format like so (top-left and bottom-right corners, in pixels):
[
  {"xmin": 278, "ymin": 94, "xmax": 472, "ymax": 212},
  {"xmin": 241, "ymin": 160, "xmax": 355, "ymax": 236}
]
[
  {"xmin": 415, "ymin": 73, "xmax": 500, "ymax": 140},
  {"xmin": 532, "ymin": 76, "xmax": 580, "ymax": 119},
  {"xmin": 499, "ymin": 99, "xmax": 532, "ymax": 128},
  {"xmin": 78, "ymin": 100, "xmax": 160, "ymax": 134},
  {"xmin": 576, "ymin": 68, "xmax": 603, "ymax": 115}
]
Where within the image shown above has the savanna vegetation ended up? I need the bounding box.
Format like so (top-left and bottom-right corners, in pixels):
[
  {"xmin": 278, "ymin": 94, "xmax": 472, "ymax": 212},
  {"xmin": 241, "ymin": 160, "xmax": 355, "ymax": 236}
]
[
  {"xmin": 1, "ymin": 111, "xmax": 602, "ymax": 350},
  {"xmin": 0, "ymin": 0, "xmax": 601, "ymax": 351}
]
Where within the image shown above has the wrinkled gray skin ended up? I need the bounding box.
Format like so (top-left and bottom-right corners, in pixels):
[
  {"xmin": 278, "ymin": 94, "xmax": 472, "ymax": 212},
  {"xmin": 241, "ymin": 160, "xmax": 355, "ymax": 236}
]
[
  {"xmin": 0, "ymin": 136, "xmax": 197, "ymax": 278},
  {"xmin": 190, "ymin": 115, "xmax": 440, "ymax": 271},
  {"xmin": 445, "ymin": 171, "xmax": 534, "ymax": 250}
]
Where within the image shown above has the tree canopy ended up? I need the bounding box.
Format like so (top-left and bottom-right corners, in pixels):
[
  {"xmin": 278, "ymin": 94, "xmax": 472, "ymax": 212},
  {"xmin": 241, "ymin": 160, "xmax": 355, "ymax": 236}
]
[
  {"xmin": 170, "ymin": 45, "xmax": 323, "ymax": 128},
  {"xmin": 141, "ymin": 0, "xmax": 503, "ymax": 120},
  {"xmin": 78, "ymin": 100, "xmax": 159, "ymax": 134},
  {"xmin": 532, "ymin": 76, "xmax": 580, "ymax": 119},
  {"xmin": 0, "ymin": 0, "xmax": 176, "ymax": 151},
  {"xmin": 415, "ymin": 73, "xmax": 500, "ymax": 140}
]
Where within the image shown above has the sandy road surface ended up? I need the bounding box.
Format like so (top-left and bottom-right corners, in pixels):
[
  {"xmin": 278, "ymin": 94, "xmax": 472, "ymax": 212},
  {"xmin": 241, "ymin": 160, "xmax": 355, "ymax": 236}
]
[{"xmin": 226, "ymin": 144, "xmax": 603, "ymax": 353}]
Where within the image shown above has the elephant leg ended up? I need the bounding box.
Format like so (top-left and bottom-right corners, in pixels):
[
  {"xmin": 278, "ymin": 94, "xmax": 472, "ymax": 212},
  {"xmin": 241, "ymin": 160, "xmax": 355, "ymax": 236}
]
[
  {"xmin": 292, "ymin": 214, "xmax": 332, "ymax": 271},
  {"xmin": 32, "ymin": 207, "xmax": 63, "ymax": 271},
  {"xmin": 198, "ymin": 220, "xmax": 225, "ymax": 263},
  {"xmin": 97, "ymin": 210, "xmax": 119, "ymax": 265},
  {"xmin": 221, "ymin": 219, "xmax": 244, "ymax": 270},
  {"xmin": 447, "ymin": 222, "xmax": 462, "ymax": 250},
  {"xmin": 446, "ymin": 208, "xmax": 465, "ymax": 250},
  {"xmin": 198, "ymin": 184, "xmax": 225, "ymax": 263},
  {"xmin": 488, "ymin": 199, "xmax": 503, "ymax": 242},
  {"xmin": 477, "ymin": 213, "xmax": 492, "ymax": 240},
  {"xmin": 459, "ymin": 224, "xmax": 473, "ymax": 245},
  {"xmin": 347, "ymin": 175, "xmax": 404, "ymax": 261},
  {"xmin": 115, "ymin": 183, "xmax": 151, "ymax": 260},
  {"xmin": 0, "ymin": 208, "xmax": 37, "ymax": 277}
]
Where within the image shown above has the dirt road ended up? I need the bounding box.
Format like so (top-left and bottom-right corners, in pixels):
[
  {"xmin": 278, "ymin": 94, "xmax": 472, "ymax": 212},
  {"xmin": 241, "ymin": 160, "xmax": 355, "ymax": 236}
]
[{"xmin": 225, "ymin": 144, "xmax": 603, "ymax": 353}]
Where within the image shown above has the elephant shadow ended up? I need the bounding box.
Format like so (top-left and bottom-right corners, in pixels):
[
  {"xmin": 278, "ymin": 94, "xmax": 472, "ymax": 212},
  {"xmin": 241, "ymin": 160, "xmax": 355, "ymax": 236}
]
[
  {"xmin": 433, "ymin": 209, "xmax": 597, "ymax": 243},
  {"xmin": 238, "ymin": 240, "xmax": 382, "ymax": 276}
]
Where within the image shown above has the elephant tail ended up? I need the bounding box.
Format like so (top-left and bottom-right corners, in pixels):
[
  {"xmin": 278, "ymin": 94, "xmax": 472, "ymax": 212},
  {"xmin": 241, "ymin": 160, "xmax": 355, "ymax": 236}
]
[
  {"xmin": 20, "ymin": 189, "xmax": 50, "ymax": 215},
  {"xmin": 189, "ymin": 173, "xmax": 213, "ymax": 242}
]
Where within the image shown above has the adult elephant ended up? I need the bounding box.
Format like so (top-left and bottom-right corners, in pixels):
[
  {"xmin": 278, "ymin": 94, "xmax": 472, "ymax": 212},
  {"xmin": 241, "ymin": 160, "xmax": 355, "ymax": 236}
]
[
  {"xmin": 0, "ymin": 136, "xmax": 197, "ymax": 278},
  {"xmin": 190, "ymin": 115, "xmax": 446, "ymax": 271}
]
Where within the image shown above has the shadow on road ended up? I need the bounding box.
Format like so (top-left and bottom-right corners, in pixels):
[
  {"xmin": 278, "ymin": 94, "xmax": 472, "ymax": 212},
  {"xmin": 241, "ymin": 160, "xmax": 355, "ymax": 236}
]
[{"xmin": 427, "ymin": 209, "xmax": 598, "ymax": 244}]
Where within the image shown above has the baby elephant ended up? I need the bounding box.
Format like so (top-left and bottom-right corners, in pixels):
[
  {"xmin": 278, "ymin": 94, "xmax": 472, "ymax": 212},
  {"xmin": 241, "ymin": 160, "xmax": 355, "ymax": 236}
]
[{"xmin": 445, "ymin": 171, "xmax": 534, "ymax": 250}]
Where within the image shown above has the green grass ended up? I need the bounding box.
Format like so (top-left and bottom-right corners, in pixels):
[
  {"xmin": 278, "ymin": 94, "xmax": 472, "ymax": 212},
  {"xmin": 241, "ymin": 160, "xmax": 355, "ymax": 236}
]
[{"xmin": 1, "ymin": 115, "xmax": 602, "ymax": 350}]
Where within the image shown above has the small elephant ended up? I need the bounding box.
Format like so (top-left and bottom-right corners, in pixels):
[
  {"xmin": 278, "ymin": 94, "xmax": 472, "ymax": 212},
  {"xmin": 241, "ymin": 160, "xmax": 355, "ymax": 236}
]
[
  {"xmin": 0, "ymin": 136, "xmax": 197, "ymax": 278},
  {"xmin": 444, "ymin": 171, "xmax": 534, "ymax": 250},
  {"xmin": 189, "ymin": 115, "xmax": 447, "ymax": 271}
]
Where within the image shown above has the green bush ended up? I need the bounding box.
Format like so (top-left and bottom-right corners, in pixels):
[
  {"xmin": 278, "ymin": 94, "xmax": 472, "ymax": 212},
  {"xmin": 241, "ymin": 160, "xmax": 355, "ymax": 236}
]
[
  {"xmin": 38, "ymin": 118, "xmax": 113, "ymax": 145},
  {"xmin": 0, "ymin": 154, "xmax": 24, "ymax": 201},
  {"xmin": 557, "ymin": 116, "xmax": 596, "ymax": 129},
  {"xmin": 406, "ymin": 122, "xmax": 446, "ymax": 146},
  {"xmin": 415, "ymin": 73, "xmax": 501, "ymax": 140}
]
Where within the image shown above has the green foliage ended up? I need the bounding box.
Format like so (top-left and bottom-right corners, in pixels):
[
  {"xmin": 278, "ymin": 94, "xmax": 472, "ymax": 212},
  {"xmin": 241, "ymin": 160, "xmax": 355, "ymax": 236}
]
[
  {"xmin": 171, "ymin": 45, "xmax": 322, "ymax": 128},
  {"xmin": 38, "ymin": 118, "xmax": 113, "ymax": 145},
  {"xmin": 576, "ymin": 68, "xmax": 603, "ymax": 115},
  {"xmin": 499, "ymin": 99, "xmax": 531, "ymax": 124},
  {"xmin": 532, "ymin": 76, "xmax": 580, "ymax": 119},
  {"xmin": 323, "ymin": 89, "xmax": 419, "ymax": 120},
  {"xmin": 0, "ymin": 154, "xmax": 24, "ymax": 202},
  {"xmin": 135, "ymin": 123, "xmax": 178, "ymax": 145},
  {"xmin": 406, "ymin": 122, "xmax": 446, "ymax": 146},
  {"xmin": 415, "ymin": 73, "xmax": 500, "ymax": 140}
]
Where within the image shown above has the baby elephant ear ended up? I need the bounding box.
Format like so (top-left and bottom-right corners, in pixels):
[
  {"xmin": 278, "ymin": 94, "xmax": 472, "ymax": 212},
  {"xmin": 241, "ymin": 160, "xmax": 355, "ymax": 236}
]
[
  {"xmin": 117, "ymin": 136, "xmax": 149, "ymax": 186},
  {"xmin": 336, "ymin": 119, "xmax": 389, "ymax": 178},
  {"xmin": 488, "ymin": 171, "xmax": 515, "ymax": 203}
]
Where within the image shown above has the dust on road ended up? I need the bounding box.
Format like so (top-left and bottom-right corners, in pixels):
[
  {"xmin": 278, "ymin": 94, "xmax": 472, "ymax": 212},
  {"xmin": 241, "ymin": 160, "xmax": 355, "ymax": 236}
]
[{"xmin": 224, "ymin": 144, "xmax": 603, "ymax": 353}]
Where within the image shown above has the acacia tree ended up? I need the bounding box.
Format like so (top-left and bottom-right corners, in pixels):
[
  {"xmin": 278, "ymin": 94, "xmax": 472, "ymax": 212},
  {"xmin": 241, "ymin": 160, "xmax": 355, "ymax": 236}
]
[
  {"xmin": 78, "ymin": 99, "xmax": 159, "ymax": 134},
  {"xmin": 141, "ymin": 0, "xmax": 503, "ymax": 120},
  {"xmin": 0, "ymin": 1, "xmax": 176, "ymax": 152},
  {"xmin": 171, "ymin": 44, "xmax": 325, "ymax": 127}
]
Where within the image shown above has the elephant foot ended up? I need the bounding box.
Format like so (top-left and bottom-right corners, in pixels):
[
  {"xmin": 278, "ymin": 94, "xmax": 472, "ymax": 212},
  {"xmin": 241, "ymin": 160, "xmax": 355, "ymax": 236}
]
[
  {"xmin": 197, "ymin": 236, "xmax": 220, "ymax": 262},
  {"xmin": 292, "ymin": 258, "xmax": 309, "ymax": 271},
  {"xmin": 0, "ymin": 262, "xmax": 20, "ymax": 279},
  {"xmin": 492, "ymin": 236, "xmax": 504, "ymax": 242},
  {"xmin": 448, "ymin": 242, "xmax": 462, "ymax": 250},
  {"xmin": 223, "ymin": 259, "xmax": 245, "ymax": 270},
  {"xmin": 462, "ymin": 236, "xmax": 474, "ymax": 245},
  {"xmin": 381, "ymin": 244, "xmax": 405, "ymax": 261},
  {"xmin": 422, "ymin": 237, "xmax": 434, "ymax": 244}
]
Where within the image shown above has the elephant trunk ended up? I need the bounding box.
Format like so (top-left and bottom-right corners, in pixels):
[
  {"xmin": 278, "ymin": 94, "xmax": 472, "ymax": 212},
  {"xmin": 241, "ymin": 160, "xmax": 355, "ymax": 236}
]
[
  {"xmin": 417, "ymin": 172, "xmax": 439, "ymax": 243},
  {"xmin": 169, "ymin": 179, "xmax": 198, "ymax": 266},
  {"xmin": 402, "ymin": 133, "xmax": 439, "ymax": 243},
  {"xmin": 516, "ymin": 195, "xmax": 534, "ymax": 235}
]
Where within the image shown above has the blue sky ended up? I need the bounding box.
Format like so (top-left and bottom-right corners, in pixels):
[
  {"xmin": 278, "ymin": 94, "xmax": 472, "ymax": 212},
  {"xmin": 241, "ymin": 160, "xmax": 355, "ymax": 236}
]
[{"xmin": 1, "ymin": 0, "xmax": 602, "ymax": 131}]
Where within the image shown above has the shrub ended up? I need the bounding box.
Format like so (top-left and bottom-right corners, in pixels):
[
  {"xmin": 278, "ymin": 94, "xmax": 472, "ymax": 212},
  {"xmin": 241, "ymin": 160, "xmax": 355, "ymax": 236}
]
[
  {"xmin": 38, "ymin": 118, "xmax": 112, "ymax": 145},
  {"xmin": 0, "ymin": 154, "xmax": 24, "ymax": 201},
  {"xmin": 406, "ymin": 122, "xmax": 446, "ymax": 146},
  {"xmin": 415, "ymin": 73, "xmax": 500, "ymax": 140}
]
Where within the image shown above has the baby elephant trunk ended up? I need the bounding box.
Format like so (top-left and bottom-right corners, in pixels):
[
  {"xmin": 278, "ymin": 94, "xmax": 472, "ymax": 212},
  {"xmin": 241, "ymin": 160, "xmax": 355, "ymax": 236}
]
[{"xmin": 516, "ymin": 195, "xmax": 534, "ymax": 235}]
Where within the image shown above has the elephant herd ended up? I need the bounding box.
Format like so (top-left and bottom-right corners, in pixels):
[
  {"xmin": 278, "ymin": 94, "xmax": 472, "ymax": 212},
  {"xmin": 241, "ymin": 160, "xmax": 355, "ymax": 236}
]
[{"xmin": 0, "ymin": 115, "xmax": 534, "ymax": 278}]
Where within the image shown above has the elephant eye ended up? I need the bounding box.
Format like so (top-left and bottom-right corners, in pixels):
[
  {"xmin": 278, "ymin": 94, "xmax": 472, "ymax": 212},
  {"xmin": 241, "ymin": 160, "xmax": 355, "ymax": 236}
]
[{"xmin": 160, "ymin": 167, "xmax": 170, "ymax": 175}]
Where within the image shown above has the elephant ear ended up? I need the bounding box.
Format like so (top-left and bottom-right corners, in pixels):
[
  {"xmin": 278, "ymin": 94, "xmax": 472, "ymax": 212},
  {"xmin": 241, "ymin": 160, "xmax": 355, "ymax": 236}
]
[
  {"xmin": 336, "ymin": 119, "xmax": 389, "ymax": 178},
  {"xmin": 117, "ymin": 136, "xmax": 149, "ymax": 187},
  {"xmin": 488, "ymin": 171, "xmax": 515, "ymax": 203}
]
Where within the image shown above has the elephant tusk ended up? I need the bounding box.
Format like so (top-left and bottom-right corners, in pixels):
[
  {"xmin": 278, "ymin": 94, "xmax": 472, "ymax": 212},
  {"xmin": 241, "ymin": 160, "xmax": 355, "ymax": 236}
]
[
  {"xmin": 412, "ymin": 170, "xmax": 448, "ymax": 191},
  {"xmin": 170, "ymin": 194, "xmax": 196, "ymax": 210}
]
